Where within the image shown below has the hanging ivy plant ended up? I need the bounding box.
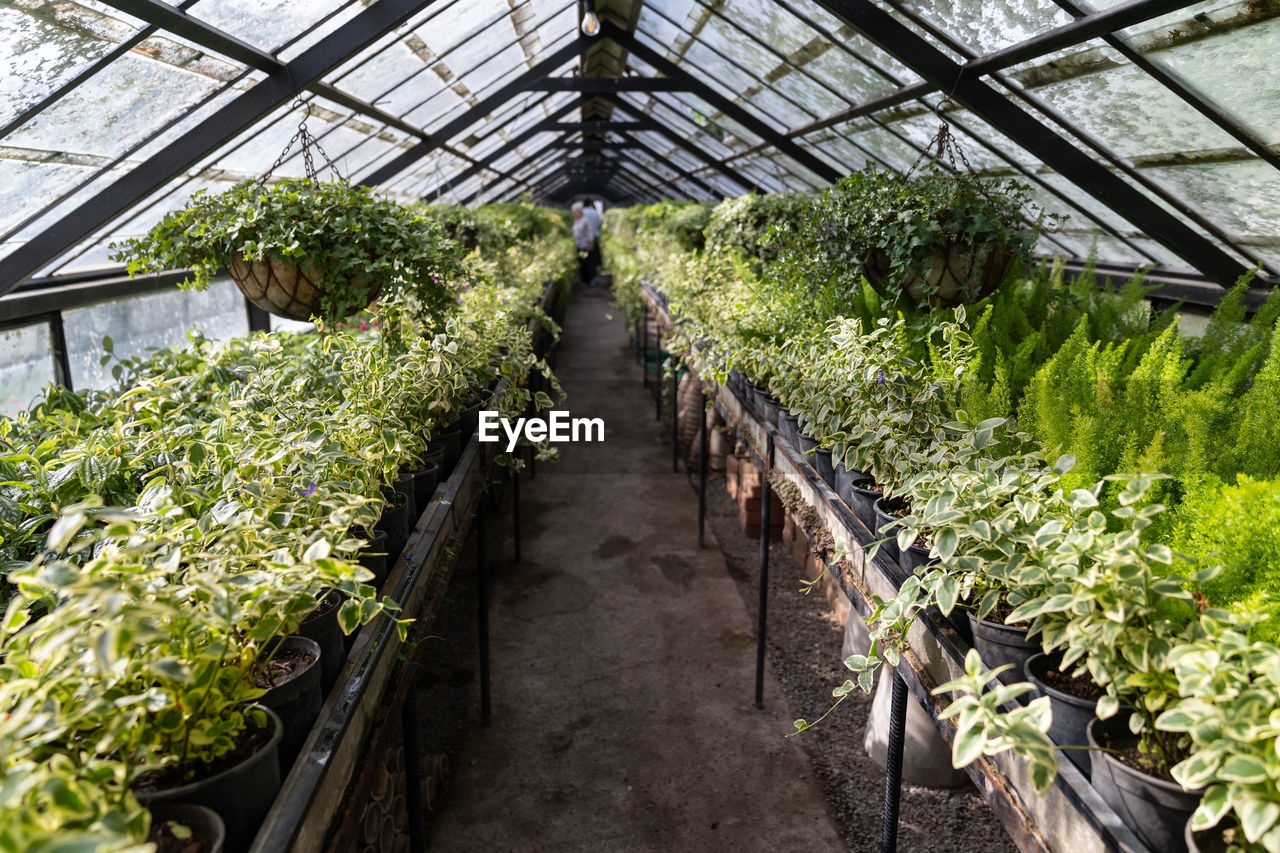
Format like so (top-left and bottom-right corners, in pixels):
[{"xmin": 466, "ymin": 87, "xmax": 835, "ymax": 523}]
[
  {"xmin": 803, "ymin": 168, "xmax": 1046, "ymax": 307},
  {"xmin": 112, "ymin": 179, "xmax": 464, "ymax": 323}
]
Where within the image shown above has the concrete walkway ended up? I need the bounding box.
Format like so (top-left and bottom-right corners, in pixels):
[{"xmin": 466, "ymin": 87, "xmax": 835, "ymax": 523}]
[{"xmin": 426, "ymin": 285, "xmax": 845, "ymax": 852}]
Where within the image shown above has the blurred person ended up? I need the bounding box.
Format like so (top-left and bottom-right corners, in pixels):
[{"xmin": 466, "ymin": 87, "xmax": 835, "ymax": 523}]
[{"xmin": 571, "ymin": 201, "xmax": 597, "ymax": 285}]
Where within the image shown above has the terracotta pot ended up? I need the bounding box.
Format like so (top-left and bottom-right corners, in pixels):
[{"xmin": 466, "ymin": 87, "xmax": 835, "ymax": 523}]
[{"xmin": 227, "ymin": 254, "xmax": 379, "ymax": 322}]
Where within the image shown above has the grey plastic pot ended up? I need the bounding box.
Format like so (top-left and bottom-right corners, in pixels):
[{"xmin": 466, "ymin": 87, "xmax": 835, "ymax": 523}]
[
  {"xmin": 897, "ymin": 541, "xmax": 932, "ymax": 579},
  {"xmin": 1024, "ymin": 653, "xmax": 1098, "ymax": 775},
  {"xmin": 813, "ymin": 448, "xmax": 836, "ymax": 488},
  {"xmin": 797, "ymin": 431, "xmax": 818, "ymax": 456},
  {"xmin": 1088, "ymin": 715, "xmax": 1201, "ymax": 853},
  {"xmin": 147, "ymin": 803, "xmax": 226, "ymax": 853},
  {"xmin": 967, "ymin": 613, "xmax": 1040, "ymax": 686},
  {"xmin": 256, "ymin": 636, "xmax": 322, "ymax": 774},
  {"xmin": 833, "ymin": 460, "xmax": 864, "ymax": 505},
  {"xmin": 758, "ymin": 394, "xmax": 782, "ymax": 428},
  {"xmin": 134, "ymin": 706, "xmax": 282, "ymax": 853}
]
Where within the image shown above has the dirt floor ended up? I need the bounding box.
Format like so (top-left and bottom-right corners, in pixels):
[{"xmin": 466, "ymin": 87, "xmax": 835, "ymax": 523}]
[{"xmin": 413, "ymin": 284, "xmax": 1018, "ymax": 852}]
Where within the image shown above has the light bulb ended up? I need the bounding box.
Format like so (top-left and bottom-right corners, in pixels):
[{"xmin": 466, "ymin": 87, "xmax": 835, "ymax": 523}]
[{"xmin": 581, "ymin": 10, "xmax": 600, "ymax": 36}]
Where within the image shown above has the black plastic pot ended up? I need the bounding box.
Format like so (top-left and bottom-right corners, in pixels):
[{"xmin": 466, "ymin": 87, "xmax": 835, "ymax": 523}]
[
  {"xmin": 967, "ymin": 613, "xmax": 1040, "ymax": 685},
  {"xmin": 871, "ymin": 496, "xmax": 902, "ymax": 565},
  {"xmin": 412, "ymin": 461, "xmax": 440, "ymax": 518},
  {"xmin": 779, "ymin": 412, "xmax": 800, "ymax": 448},
  {"xmin": 1089, "ymin": 714, "xmax": 1201, "ymax": 853},
  {"xmin": 1024, "ymin": 653, "xmax": 1099, "ymax": 775},
  {"xmin": 393, "ymin": 471, "xmax": 417, "ymax": 523},
  {"xmin": 134, "ymin": 706, "xmax": 281, "ymax": 853},
  {"xmin": 376, "ymin": 494, "xmax": 409, "ymax": 563},
  {"xmin": 256, "ymin": 636, "xmax": 322, "ymax": 774},
  {"xmin": 438, "ymin": 427, "xmax": 462, "ymax": 476},
  {"xmin": 759, "ymin": 394, "xmax": 782, "ymax": 428},
  {"xmin": 833, "ymin": 460, "xmax": 864, "ymax": 506},
  {"xmin": 359, "ymin": 528, "xmax": 389, "ymax": 589},
  {"xmin": 845, "ymin": 478, "xmax": 882, "ymax": 536},
  {"xmin": 797, "ymin": 431, "xmax": 818, "ymax": 456},
  {"xmin": 298, "ymin": 592, "xmax": 344, "ymax": 694},
  {"xmin": 813, "ymin": 448, "xmax": 837, "ymax": 488},
  {"xmin": 745, "ymin": 382, "xmax": 763, "ymax": 412},
  {"xmin": 897, "ymin": 541, "xmax": 932, "ymax": 580},
  {"xmin": 459, "ymin": 404, "xmax": 481, "ymax": 441},
  {"xmin": 147, "ymin": 803, "xmax": 226, "ymax": 853}
]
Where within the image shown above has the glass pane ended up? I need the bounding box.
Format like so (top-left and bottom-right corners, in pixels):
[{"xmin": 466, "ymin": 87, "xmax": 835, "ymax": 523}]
[
  {"xmin": 901, "ymin": 0, "xmax": 1074, "ymax": 56},
  {"xmin": 1027, "ymin": 44, "xmax": 1239, "ymax": 161},
  {"xmin": 1144, "ymin": 160, "xmax": 1280, "ymax": 270},
  {"xmin": 64, "ymin": 279, "xmax": 248, "ymax": 390},
  {"xmin": 1135, "ymin": 16, "xmax": 1280, "ymax": 144},
  {"xmin": 0, "ymin": 322, "xmax": 54, "ymax": 417},
  {"xmin": 0, "ymin": 1, "xmax": 139, "ymax": 128},
  {"xmin": 186, "ymin": 0, "xmax": 352, "ymax": 52},
  {"xmin": 7, "ymin": 51, "xmax": 225, "ymax": 161}
]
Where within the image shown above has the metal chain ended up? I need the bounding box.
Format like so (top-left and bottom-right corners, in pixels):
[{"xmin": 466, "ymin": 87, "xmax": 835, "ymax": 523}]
[
  {"xmin": 258, "ymin": 97, "xmax": 347, "ymax": 187},
  {"xmin": 902, "ymin": 98, "xmax": 997, "ymax": 204}
]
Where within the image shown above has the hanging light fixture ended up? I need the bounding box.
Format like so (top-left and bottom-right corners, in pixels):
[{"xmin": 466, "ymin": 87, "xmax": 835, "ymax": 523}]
[{"xmin": 580, "ymin": 0, "xmax": 600, "ymax": 36}]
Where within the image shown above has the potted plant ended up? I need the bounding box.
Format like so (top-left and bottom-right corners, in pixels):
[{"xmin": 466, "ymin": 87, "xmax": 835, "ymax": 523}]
[
  {"xmin": 112, "ymin": 179, "xmax": 462, "ymax": 323},
  {"xmin": 803, "ymin": 168, "xmax": 1039, "ymax": 307},
  {"xmin": 1158, "ymin": 631, "xmax": 1280, "ymax": 852}
]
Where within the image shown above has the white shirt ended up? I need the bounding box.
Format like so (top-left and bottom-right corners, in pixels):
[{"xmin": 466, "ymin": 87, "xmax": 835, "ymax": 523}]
[
  {"xmin": 573, "ymin": 216, "xmax": 595, "ymax": 250},
  {"xmin": 584, "ymin": 206, "xmax": 603, "ymax": 238}
]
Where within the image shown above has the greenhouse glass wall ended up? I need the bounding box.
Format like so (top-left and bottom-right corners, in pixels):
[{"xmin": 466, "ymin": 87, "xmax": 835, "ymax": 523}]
[{"xmin": 1, "ymin": 0, "xmax": 1279, "ymax": 851}]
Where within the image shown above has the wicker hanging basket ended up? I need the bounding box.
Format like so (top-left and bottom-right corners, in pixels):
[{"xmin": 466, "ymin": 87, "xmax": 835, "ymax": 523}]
[
  {"xmin": 863, "ymin": 240, "xmax": 1014, "ymax": 309},
  {"xmin": 227, "ymin": 254, "xmax": 380, "ymax": 322}
]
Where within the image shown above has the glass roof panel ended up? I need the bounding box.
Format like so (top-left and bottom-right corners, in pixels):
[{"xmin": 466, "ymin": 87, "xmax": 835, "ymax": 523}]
[
  {"xmin": 0, "ymin": 1, "xmax": 140, "ymax": 129},
  {"xmin": 901, "ymin": 0, "xmax": 1075, "ymax": 56},
  {"xmin": 1028, "ymin": 43, "xmax": 1240, "ymax": 161},
  {"xmin": 6, "ymin": 50, "xmax": 228, "ymax": 161},
  {"xmin": 186, "ymin": 0, "xmax": 352, "ymax": 52},
  {"xmin": 1132, "ymin": 16, "xmax": 1280, "ymax": 144}
]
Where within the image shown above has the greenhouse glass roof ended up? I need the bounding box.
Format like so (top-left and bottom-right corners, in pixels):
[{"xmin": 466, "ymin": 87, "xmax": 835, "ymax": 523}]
[{"xmin": 0, "ymin": 0, "xmax": 1277, "ymax": 299}]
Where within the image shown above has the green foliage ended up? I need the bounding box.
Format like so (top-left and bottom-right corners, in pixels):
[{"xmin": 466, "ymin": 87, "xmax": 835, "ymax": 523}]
[
  {"xmin": 112, "ymin": 179, "xmax": 464, "ymax": 323},
  {"xmin": 3, "ymin": 206, "xmax": 574, "ymax": 847},
  {"xmin": 1173, "ymin": 477, "xmax": 1280, "ymax": 643},
  {"xmin": 781, "ymin": 169, "xmax": 1040, "ymax": 306},
  {"xmin": 416, "ymin": 202, "xmax": 569, "ymax": 255},
  {"xmin": 1159, "ymin": 633, "xmax": 1280, "ymax": 851},
  {"xmin": 703, "ymin": 193, "xmax": 810, "ymax": 268}
]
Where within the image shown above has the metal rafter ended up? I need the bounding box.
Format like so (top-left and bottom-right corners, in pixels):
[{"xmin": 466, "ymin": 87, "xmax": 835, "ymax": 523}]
[
  {"xmin": 422, "ymin": 99, "xmax": 582, "ymax": 199},
  {"xmin": 0, "ymin": 0, "xmax": 445, "ymax": 297},
  {"xmin": 527, "ymin": 77, "xmax": 689, "ymax": 92},
  {"xmin": 602, "ymin": 96, "xmax": 763, "ymax": 194},
  {"xmin": 603, "ymin": 22, "xmax": 841, "ymax": 184},
  {"xmin": 359, "ymin": 37, "xmax": 589, "ymax": 187}
]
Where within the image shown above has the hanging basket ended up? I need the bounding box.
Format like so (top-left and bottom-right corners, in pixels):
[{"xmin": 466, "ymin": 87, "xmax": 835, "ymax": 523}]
[
  {"xmin": 228, "ymin": 253, "xmax": 381, "ymax": 322},
  {"xmin": 863, "ymin": 239, "xmax": 1015, "ymax": 309}
]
